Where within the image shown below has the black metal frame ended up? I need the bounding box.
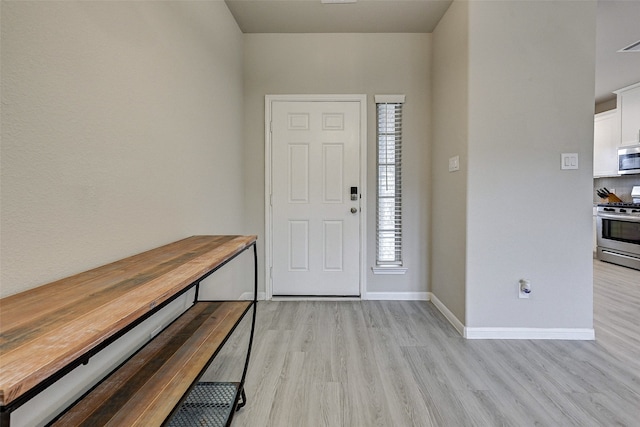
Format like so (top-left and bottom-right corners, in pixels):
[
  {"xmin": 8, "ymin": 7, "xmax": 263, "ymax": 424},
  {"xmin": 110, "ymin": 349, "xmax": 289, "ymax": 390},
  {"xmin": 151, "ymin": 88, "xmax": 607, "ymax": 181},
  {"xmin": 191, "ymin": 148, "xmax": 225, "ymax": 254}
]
[
  {"xmin": 161, "ymin": 242, "xmax": 258, "ymax": 427},
  {"xmin": 233, "ymin": 242, "xmax": 258, "ymax": 417},
  {"xmin": 1, "ymin": 241, "xmax": 258, "ymax": 427}
]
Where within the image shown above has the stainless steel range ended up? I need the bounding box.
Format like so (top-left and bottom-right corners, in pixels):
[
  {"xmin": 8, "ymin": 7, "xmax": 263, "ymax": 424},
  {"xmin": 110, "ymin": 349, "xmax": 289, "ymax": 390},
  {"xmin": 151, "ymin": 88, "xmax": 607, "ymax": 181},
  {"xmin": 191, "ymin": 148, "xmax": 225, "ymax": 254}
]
[{"xmin": 596, "ymin": 186, "xmax": 640, "ymax": 270}]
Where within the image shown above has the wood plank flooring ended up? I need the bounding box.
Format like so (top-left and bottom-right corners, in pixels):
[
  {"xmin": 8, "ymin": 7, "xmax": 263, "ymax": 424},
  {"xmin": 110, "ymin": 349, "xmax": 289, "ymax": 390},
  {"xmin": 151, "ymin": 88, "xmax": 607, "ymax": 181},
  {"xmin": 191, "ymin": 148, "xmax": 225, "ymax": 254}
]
[{"xmin": 203, "ymin": 260, "xmax": 640, "ymax": 426}]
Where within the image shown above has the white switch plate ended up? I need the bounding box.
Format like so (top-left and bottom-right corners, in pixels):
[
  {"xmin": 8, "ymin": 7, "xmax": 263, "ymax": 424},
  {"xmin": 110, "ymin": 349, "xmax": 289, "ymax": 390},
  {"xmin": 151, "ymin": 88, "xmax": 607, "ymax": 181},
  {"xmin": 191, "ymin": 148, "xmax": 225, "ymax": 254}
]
[
  {"xmin": 561, "ymin": 153, "xmax": 578, "ymax": 170},
  {"xmin": 449, "ymin": 155, "xmax": 460, "ymax": 172}
]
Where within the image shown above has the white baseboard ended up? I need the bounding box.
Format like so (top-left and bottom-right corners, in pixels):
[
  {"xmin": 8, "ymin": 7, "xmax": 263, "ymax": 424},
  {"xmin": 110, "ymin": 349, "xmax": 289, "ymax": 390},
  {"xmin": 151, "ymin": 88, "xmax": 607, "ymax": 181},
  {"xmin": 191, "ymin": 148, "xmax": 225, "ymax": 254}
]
[
  {"xmin": 246, "ymin": 289, "xmax": 596, "ymax": 341},
  {"xmin": 239, "ymin": 292, "xmax": 266, "ymax": 301},
  {"xmin": 271, "ymin": 297, "xmax": 361, "ymax": 302},
  {"xmin": 429, "ymin": 293, "xmax": 465, "ymax": 336},
  {"xmin": 364, "ymin": 292, "xmax": 430, "ymax": 301},
  {"xmin": 464, "ymin": 327, "xmax": 595, "ymax": 340},
  {"xmin": 429, "ymin": 294, "xmax": 595, "ymax": 341}
]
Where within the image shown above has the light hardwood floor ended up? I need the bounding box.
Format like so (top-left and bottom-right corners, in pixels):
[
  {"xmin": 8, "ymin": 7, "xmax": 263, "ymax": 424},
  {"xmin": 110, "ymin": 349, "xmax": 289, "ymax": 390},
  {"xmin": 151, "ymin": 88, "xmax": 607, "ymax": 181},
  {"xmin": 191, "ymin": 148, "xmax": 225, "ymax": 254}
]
[{"xmin": 204, "ymin": 260, "xmax": 640, "ymax": 426}]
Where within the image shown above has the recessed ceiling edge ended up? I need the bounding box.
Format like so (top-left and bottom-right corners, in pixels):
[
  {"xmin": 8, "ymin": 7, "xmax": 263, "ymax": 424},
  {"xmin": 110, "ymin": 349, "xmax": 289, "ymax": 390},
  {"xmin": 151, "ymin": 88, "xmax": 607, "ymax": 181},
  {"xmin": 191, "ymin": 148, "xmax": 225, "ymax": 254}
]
[{"xmin": 618, "ymin": 40, "xmax": 640, "ymax": 53}]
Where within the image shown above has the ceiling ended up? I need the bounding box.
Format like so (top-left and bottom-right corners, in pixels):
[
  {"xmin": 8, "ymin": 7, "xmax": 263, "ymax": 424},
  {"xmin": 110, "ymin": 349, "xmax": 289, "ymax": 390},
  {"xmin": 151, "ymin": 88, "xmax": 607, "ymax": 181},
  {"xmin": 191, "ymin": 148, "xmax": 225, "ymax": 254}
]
[
  {"xmin": 225, "ymin": 0, "xmax": 640, "ymax": 105},
  {"xmin": 225, "ymin": 0, "xmax": 453, "ymax": 33},
  {"xmin": 595, "ymin": 0, "xmax": 640, "ymax": 104}
]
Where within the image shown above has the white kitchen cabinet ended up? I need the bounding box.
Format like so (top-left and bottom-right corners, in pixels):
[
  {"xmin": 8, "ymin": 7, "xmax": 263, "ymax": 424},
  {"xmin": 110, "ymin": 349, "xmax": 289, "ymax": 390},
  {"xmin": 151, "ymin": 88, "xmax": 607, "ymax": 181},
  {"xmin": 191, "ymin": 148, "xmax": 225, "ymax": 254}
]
[
  {"xmin": 615, "ymin": 81, "xmax": 640, "ymax": 146},
  {"xmin": 593, "ymin": 109, "xmax": 620, "ymax": 177}
]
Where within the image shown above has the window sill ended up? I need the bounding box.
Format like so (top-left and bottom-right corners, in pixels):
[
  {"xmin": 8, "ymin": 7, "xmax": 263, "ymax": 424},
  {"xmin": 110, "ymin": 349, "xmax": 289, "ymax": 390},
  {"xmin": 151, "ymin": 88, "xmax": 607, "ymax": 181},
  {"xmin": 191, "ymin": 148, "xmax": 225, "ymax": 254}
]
[{"xmin": 371, "ymin": 266, "xmax": 408, "ymax": 275}]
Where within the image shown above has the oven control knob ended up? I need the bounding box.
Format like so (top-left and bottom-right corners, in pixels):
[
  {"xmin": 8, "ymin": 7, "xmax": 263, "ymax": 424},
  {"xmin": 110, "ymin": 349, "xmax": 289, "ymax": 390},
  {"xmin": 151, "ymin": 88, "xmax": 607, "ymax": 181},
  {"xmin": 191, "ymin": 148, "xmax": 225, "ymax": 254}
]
[
  {"xmin": 604, "ymin": 208, "xmax": 615, "ymax": 212},
  {"xmin": 620, "ymin": 209, "xmax": 627, "ymax": 213}
]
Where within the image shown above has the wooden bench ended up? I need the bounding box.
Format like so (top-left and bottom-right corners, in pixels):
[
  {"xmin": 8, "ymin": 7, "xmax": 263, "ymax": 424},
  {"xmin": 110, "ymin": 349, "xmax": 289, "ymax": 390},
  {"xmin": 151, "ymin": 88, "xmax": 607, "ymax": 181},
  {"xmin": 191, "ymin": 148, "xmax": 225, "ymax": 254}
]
[{"xmin": 0, "ymin": 235, "xmax": 258, "ymax": 427}]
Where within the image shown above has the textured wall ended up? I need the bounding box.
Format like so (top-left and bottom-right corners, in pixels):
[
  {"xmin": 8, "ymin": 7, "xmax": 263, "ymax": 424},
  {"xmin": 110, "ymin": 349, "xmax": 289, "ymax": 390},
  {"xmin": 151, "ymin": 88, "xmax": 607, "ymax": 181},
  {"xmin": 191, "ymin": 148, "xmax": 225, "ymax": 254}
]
[
  {"xmin": 1, "ymin": 1, "xmax": 245, "ymax": 298},
  {"xmin": 430, "ymin": 0, "xmax": 596, "ymax": 333},
  {"xmin": 430, "ymin": 0, "xmax": 469, "ymax": 324},
  {"xmin": 1, "ymin": 2, "xmax": 245, "ymax": 425},
  {"xmin": 465, "ymin": 0, "xmax": 595, "ymax": 330},
  {"xmin": 243, "ymin": 33, "xmax": 432, "ymax": 296}
]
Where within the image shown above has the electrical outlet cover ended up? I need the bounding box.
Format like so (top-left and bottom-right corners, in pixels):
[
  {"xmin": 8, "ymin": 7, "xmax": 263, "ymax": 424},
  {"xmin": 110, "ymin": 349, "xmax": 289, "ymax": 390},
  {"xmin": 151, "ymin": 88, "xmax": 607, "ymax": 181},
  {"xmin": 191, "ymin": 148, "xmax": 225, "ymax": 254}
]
[{"xmin": 449, "ymin": 155, "xmax": 460, "ymax": 172}]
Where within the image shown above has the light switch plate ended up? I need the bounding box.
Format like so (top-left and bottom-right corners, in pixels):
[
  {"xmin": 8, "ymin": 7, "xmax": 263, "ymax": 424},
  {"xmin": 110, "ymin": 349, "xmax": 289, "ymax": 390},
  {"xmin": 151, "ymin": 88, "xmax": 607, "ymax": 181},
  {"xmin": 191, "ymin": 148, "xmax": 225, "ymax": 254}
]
[
  {"xmin": 449, "ymin": 155, "xmax": 460, "ymax": 172},
  {"xmin": 561, "ymin": 153, "xmax": 578, "ymax": 170}
]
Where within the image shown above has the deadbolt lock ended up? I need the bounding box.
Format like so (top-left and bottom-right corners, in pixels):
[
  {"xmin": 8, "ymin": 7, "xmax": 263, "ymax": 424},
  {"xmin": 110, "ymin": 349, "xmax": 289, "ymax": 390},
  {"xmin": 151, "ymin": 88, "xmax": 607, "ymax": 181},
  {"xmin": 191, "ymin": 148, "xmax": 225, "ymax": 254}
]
[{"xmin": 351, "ymin": 186, "xmax": 358, "ymax": 201}]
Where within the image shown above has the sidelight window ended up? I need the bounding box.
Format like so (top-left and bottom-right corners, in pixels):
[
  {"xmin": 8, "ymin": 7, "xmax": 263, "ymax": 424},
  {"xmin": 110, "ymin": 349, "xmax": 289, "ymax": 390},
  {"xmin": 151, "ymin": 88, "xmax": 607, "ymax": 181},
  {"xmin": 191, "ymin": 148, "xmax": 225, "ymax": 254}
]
[{"xmin": 375, "ymin": 95, "xmax": 404, "ymax": 267}]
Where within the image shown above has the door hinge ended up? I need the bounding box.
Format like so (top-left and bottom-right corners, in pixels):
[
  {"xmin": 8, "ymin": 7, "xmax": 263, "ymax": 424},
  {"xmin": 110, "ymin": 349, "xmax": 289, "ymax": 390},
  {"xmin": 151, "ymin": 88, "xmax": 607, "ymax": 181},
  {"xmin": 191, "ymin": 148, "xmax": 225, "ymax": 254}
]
[
  {"xmin": 270, "ymin": 266, "xmax": 273, "ymax": 279},
  {"xmin": 270, "ymin": 193, "xmax": 273, "ymax": 206},
  {"xmin": 270, "ymin": 121, "xmax": 273, "ymax": 133}
]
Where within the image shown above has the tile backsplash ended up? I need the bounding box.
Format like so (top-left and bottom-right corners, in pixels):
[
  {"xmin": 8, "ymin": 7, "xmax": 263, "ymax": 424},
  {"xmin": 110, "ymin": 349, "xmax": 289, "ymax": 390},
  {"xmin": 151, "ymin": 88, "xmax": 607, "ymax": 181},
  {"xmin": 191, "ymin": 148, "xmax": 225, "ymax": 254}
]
[{"xmin": 594, "ymin": 175, "xmax": 640, "ymax": 203}]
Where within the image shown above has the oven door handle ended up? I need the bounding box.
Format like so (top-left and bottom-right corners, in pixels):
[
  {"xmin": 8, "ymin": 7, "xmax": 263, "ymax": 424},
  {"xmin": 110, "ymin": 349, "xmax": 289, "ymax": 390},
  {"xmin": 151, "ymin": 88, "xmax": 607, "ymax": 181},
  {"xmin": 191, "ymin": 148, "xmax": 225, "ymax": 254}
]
[
  {"xmin": 598, "ymin": 213, "xmax": 640, "ymax": 223},
  {"xmin": 600, "ymin": 249, "xmax": 640, "ymax": 261}
]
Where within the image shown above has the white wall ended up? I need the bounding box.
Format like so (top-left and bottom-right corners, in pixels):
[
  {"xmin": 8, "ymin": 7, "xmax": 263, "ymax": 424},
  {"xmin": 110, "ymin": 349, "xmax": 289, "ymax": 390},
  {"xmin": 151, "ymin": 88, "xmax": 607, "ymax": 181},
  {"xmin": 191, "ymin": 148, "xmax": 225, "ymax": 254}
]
[
  {"xmin": 465, "ymin": 0, "xmax": 596, "ymax": 332},
  {"xmin": 1, "ymin": 1, "xmax": 246, "ymax": 298},
  {"xmin": 430, "ymin": 0, "xmax": 469, "ymax": 324},
  {"xmin": 1, "ymin": 2, "xmax": 246, "ymax": 424},
  {"xmin": 431, "ymin": 0, "xmax": 596, "ymax": 336},
  {"xmin": 243, "ymin": 33, "xmax": 432, "ymax": 296}
]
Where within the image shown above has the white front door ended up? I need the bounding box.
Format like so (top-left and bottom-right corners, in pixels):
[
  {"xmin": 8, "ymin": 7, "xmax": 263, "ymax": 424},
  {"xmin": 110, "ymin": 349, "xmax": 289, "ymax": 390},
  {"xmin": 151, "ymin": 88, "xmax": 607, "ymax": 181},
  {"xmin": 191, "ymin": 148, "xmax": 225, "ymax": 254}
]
[{"xmin": 269, "ymin": 100, "xmax": 362, "ymax": 296}]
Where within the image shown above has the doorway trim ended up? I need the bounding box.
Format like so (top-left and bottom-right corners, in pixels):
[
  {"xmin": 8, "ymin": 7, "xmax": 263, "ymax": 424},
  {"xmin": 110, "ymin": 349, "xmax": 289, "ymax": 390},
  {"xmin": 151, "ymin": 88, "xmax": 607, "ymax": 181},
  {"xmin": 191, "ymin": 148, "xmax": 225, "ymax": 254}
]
[{"xmin": 264, "ymin": 94, "xmax": 367, "ymax": 300}]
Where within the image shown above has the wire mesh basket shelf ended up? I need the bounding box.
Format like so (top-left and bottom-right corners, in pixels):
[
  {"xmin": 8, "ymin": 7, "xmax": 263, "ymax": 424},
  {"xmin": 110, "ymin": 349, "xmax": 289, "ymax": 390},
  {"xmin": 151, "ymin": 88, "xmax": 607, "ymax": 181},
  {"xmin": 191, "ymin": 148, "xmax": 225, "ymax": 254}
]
[{"xmin": 168, "ymin": 382, "xmax": 239, "ymax": 427}]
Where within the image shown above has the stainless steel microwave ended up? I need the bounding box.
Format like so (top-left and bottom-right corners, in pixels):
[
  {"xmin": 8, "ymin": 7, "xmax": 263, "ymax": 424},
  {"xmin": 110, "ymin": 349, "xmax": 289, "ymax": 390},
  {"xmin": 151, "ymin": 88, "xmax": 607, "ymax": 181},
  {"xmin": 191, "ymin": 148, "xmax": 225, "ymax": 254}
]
[{"xmin": 618, "ymin": 145, "xmax": 640, "ymax": 175}]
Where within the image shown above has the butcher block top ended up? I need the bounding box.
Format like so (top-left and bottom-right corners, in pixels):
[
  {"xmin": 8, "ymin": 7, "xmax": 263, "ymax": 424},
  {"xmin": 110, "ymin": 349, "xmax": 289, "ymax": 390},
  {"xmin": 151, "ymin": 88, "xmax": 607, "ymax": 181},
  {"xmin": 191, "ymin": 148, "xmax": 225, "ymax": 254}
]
[{"xmin": 0, "ymin": 235, "xmax": 257, "ymax": 408}]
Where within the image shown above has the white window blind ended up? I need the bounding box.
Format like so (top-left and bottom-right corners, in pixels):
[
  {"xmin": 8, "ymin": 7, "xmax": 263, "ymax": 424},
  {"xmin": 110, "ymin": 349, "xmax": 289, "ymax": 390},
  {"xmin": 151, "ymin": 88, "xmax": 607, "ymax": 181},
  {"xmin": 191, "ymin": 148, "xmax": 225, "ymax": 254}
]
[{"xmin": 375, "ymin": 96, "xmax": 404, "ymax": 266}]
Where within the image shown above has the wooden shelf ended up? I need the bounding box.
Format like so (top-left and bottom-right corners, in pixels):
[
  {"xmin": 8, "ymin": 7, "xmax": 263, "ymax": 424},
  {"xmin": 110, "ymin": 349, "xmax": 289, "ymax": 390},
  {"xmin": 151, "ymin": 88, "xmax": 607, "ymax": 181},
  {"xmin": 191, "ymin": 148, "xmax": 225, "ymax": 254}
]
[
  {"xmin": 50, "ymin": 301, "xmax": 252, "ymax": 426},
  {"xmin": 0, "ymin": 235, "xmax": 257, "ymax": 419}
]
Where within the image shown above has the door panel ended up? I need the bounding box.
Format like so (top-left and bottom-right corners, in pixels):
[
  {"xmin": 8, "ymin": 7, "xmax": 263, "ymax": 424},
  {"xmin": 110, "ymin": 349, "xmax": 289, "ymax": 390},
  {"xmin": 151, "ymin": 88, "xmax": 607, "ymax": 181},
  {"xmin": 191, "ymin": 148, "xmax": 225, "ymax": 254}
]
[
  {"xmin": 323, "ymin": 220, "xmax": 344, "ymax": 271},
  {"xmin": 288, "ymin": 144, "xmax": 309, "ymax": 203},
  {"xmin": 271, "ymin": 101, "xmax": 360, "ymax": 296},
  {"xmin": 323, "ymin": 144, "xmax": 344, "ymax": 203},
  {"xmin": 288, "ymin": 220, "xmax": 309, "ymax": 271}
]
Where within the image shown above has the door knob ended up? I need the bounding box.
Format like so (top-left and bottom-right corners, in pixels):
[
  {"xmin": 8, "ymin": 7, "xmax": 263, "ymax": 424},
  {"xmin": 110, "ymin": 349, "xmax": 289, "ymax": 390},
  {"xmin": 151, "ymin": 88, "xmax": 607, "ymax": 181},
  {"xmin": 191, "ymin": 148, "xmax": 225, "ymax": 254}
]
[{"xmin": 351, "ymin": 207, "xmax": 358, "ymax": 214}]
